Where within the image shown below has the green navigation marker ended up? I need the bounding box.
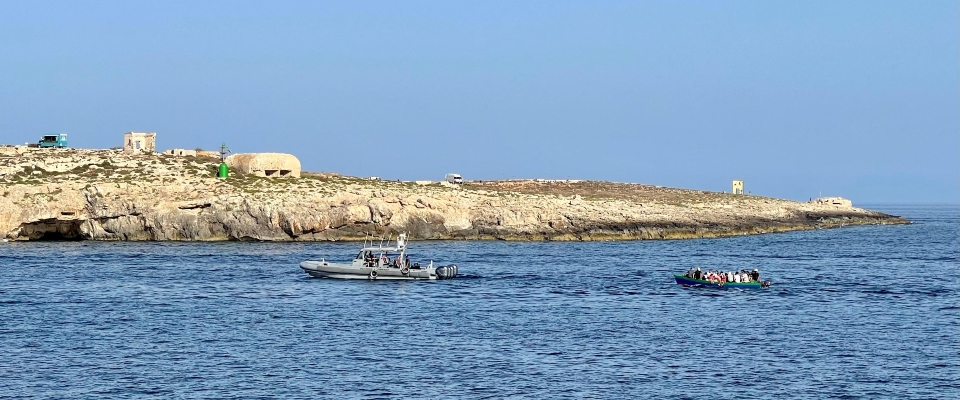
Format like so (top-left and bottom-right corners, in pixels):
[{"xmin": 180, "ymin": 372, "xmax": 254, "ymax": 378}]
[{"xmin": 217, "ymin": 142, "xmax": 231, "ymax": 178}]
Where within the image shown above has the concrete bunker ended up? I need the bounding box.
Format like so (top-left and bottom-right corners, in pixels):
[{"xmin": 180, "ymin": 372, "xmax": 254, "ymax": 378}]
[{"xmin": 225, "ymin": 153, "xmax": 301, "ymax": 178}]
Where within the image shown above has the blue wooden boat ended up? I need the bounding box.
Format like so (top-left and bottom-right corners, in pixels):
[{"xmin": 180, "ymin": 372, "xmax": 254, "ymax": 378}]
[{"xmin": 674, "ymin": 275, "xmax": 770, "ymax": 289}]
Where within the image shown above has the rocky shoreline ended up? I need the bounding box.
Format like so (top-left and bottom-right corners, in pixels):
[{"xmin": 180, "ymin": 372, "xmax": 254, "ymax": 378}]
[{"xmin": 0, "ymin": 148, "xmax": 908, "ymax": 241}]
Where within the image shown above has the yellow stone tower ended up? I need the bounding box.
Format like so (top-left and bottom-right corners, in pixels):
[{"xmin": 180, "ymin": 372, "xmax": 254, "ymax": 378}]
[{"xmin": 732, "ymin": 180, "xmax": 744, "ymax": 195}]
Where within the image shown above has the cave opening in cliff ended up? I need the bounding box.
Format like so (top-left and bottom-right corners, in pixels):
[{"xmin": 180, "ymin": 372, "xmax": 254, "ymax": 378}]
[{"xmin": 17, "ymin": 219, "xmax": 85, "ymax": 241}]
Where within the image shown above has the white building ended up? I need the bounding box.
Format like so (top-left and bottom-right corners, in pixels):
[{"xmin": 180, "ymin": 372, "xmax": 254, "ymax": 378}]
[
  {"xmin": 164, "ymin": 149, "xmax": 197, "ymax": 157},
  {"xmin": 811, "ymin": 197, "xmax": 853, "ymax": 207}
]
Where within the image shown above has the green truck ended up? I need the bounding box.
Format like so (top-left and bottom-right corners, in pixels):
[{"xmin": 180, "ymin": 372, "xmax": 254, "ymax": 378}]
[{"xmin": 38, "ymin": 134, "xmax": 68, "ymax": 148}]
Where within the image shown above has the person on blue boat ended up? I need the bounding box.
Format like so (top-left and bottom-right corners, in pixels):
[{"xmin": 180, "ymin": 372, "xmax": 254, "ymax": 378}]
[
  {"xmin": 694, "ymin": 267, "xmax": 702, "ymax": 280},
  {"xmin": 712, "ymin": 271, "xmax": 723, "ymax": 284},
  {"xmin": 751, "ymin": 269, "xmax": 760, "ymax": 282}
]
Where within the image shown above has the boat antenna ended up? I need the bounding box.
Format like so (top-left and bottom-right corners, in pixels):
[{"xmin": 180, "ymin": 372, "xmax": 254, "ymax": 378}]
[{"xmin": 397, "ymin": 233, "xmax": 406, "ymax": 260}]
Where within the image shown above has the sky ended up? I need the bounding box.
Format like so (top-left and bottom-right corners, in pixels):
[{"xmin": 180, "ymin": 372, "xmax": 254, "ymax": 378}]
[{"xmin": 0, "ymin": 1, "xmax": 957, "ymax": 203}]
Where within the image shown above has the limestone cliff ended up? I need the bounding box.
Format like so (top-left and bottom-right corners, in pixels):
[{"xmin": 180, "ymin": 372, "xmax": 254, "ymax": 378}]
[{"xmin": 0, "ymin": 147, "xmax": 907, "ymax": 241}]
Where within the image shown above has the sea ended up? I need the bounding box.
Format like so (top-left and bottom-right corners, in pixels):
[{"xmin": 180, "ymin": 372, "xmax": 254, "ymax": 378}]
[{"xmin": 1, "ymin": 205, "xmax": 957, "ymax": 399}]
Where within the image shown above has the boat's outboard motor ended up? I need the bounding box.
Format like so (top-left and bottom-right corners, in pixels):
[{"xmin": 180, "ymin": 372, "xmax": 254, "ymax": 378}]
[{"xmin": 435, "ymin": 264, "xmax": 458, "ymax": 280}]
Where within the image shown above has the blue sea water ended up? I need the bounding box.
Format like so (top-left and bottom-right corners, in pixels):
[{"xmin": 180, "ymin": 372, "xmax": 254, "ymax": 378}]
[{"xmin": 0, "ymin": 205, "xmax": 957, "ymax": 399}]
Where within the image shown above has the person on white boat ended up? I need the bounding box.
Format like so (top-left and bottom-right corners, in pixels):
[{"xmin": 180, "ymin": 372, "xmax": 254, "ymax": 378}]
[{"xmin": 365, "ymin": 251, "xmax": 375, "ymax": 267}]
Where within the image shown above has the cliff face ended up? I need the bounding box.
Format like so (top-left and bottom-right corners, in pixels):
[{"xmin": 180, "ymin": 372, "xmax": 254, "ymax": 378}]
[{"xmin": 0, "ymin": 148, "xmax": 907, "ymax": 241}]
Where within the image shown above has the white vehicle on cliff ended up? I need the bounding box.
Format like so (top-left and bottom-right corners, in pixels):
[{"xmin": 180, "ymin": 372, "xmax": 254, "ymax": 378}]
[
  {"xmin": 299, "ymin": 233, "xmax": 457, "ymax": 280},
  {"xmin": 444, "ymin": 173, "xmax": 463, "ymax": 184}
]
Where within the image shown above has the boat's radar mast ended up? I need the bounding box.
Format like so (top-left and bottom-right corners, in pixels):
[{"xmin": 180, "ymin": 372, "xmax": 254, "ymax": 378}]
[{"xmin": 396, "ymin": 233, "xmax": 406, "ymax": 250}]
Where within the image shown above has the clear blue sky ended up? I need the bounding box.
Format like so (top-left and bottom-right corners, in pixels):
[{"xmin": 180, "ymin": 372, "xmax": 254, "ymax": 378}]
[{"xmin": 1, "ymin": 1, "xmax": 957, "ymax": 203}]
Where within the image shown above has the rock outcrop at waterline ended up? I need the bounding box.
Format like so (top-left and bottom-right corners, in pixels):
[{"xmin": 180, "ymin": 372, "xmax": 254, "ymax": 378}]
[{"xmin": 0, "ymin": 148, "xmax": 907, "ymax": 241}]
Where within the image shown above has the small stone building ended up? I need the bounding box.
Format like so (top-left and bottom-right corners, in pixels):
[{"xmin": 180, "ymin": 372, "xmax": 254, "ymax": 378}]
[
  {"xmin": 123, "ymin": 132, "xmax": 156, "ymax": 154},
  {"xmin": 732, "ymin": 180, "xmax": 744, "ymax": 195},
  {"xmin": 226, "ymin": 153, "xmax": 301, "ymax": 178},
  {"xmin": 164, "ymin": 149, "xmax": 197, "ymax": 157}
]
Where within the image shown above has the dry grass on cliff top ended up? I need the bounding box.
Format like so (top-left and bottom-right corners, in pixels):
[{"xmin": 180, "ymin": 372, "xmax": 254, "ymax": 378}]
[
  {"xmin": 1, "ymin": 148, "xmax": 760, "ymax": 206},
  {"xmin": 463, "ymin": 180, "xmax": 746, "ymax": 205}
]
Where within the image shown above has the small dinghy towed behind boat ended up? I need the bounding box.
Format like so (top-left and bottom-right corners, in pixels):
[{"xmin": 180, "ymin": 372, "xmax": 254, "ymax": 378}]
[{"xmin": 299, "ymin": 233, "xmax": 458, "ymax": 280}]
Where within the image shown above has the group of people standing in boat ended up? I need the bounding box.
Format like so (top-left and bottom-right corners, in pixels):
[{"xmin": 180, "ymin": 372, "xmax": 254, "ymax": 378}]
[
  {"xmin": 685, "ymin": 267, "xmax": 760, "ymax": 284},
  {"xmin": 363, "ymin": 251, "xmax": 411, "ymax": 268}
]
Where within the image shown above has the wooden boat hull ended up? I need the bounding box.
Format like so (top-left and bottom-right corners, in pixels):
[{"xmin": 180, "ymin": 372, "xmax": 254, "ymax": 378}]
[{"xmin": 674, "ymin": 275, "xmax": 768, "ymax": 289}]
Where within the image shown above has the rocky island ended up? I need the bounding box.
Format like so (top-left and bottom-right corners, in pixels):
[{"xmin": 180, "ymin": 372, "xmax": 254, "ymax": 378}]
[{"xmin": 0, "ymin": 147, "xmax": 907, "ymax": 241}]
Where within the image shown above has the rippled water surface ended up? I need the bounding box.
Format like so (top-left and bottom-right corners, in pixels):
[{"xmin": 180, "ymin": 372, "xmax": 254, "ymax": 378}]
[{"xmin": 1, "ymin": 205, "xmax": 957, "ymax": 399}]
